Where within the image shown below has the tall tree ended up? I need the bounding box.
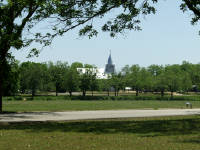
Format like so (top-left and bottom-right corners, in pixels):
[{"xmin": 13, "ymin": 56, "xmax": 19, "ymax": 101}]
[
  {"xmin": 19, "ymin": 62, "xmax": 44, "ymax": 97},
  {"xmin": 98, "ymin": 78, "xmax": 111, "ymax": 96},
  {"xmin": 148, "ymin": 65, "xmax": 164, "ymax": 96},
  {"xmin": 181, "ymin": 72, "xmax": 192, "ymax": 93},
  {"xmin": 164, "ymin": 65, "xmax": 182, "ymax": 99},
  {"xmin": 39, "ymin": 63, "xmax": 52, "ymax": 93},
  {"xmin": 121, "ymin": 65, "xmax": 132, "ymax": 89},
  {"xmin": 129, "ymin": 65, "xmax": 142, "ymax": 96},
  {"xmin": 110, "ymin": 73, "xmax": 123, "ymax": 96},
  {"xmin": 64, "ymin": 67, "xmax": 80, "ymax": 97},
  {"xmin": 79, "ymin": 69, "xmax": 92, "ymax": 97},
  {"xmin": 140, "ymin": 68, "xmax": 154, "ymax": 93},
  {"xmin": 49, "ymin": 61, "xmax": 69, "ymax": 96},
  {"xmin": 155, "ymin": 72, "xmax": 168, "ymax": 98},
  {"xmin": 90, "ymin": 73, "xmax": 98, "ymax": 96},
  {"xmin": 19, "ymin": 62, "xmax": 31, "ymax": 94}
]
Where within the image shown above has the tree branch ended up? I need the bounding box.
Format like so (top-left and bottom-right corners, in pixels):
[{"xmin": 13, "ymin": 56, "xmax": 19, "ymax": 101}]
[
  {"xmin": 58, "ymin": 4, "xmax": 117, "ymax": 34},
  {"xmin": 184, "ymin": 0, "xmax": 200, "ymax": 17},
  {"xmin": 17, "ymin": 2, "xmax": 38, "ymax": 36}
]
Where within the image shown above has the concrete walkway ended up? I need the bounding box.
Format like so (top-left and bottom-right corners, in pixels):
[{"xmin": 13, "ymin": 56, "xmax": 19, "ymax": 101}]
[{"xmin": 0, "ymin": 109, "xmax": 200, "ymax": 122}]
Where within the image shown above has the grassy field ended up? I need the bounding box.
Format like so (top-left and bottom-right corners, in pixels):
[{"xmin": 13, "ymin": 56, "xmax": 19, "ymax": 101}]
[
  {"xmin": 1, "ymin": 115, "xmax": 200, "ymax": 150},
  {"xmin": 3, "ymin": 100, "xmax": 200, "ymax": 112}
]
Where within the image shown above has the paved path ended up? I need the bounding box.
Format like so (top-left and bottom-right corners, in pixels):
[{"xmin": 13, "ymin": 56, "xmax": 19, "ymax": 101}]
[{"xmin": 1, "ymin": 109, "xmax": 200, "ymax": 122}]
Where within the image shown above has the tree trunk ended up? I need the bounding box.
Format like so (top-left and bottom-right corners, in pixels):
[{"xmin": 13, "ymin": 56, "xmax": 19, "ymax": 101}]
[
  {"xmin": 92, "ymin": 90, "xmax": 93, "ymax": 96},
  {"xmin": 161, "ymin": 90, "xmax": 164, "ymax": 98},
  {"xmin": 107, "ymin": 90, "xmax": 109, "ymax": 96},
  {"xmin": 56, "ymin": 91, "xmax": 58, "ymax": 96},
  {"xmin": 0, "ymin": 55, "xmax": 7, "ymax": 113},
  {"xmin": 83, "ymin": 90, "xmax": 86, "ymax": 96},
  {"xmin": 56, "ymin": 84, "xmax": 58, "ymax": 96},
  {"xmin": 136, "ymin": 90, "xmax": 139, "ymax": 96},
  {"xmin": 1, "ymin": 34, "xmax": 14, "ymax": 113},
  {"xmin": 0, "ymin": 77, "xmax": 2, "ymax": 113},
  {"xmin": 69, "ymin": 91, "xmax": 72, "ymax": 97},
  {"xmin": 0, "ymin": 60, "xmax": 4, "ymax": 113},
  {"xmin": 31, "ymin": 89, "xmax": 35, "ymax": 98},
  {"xmin": 170, "ymin": 91, "xmax": 173, "ymax": 99},
  {"xmin": 186, "ymin": 90, "xmax": 189, "ymax": 94}
]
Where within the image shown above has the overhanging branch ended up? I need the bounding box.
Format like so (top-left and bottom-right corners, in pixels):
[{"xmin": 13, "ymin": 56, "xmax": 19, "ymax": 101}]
[{"xmin": 184, "ymin": 0, "xmax": 200, "ymax": 17}]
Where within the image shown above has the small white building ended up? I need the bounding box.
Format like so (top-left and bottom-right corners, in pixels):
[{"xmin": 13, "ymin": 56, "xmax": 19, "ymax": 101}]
[
  {"xmin": 77, "ymin": 52, "xmax": 115, "ymax": 79},
  {"xmin": 77, "ymin": 68, "xmax": 108, "ymax": 79}
]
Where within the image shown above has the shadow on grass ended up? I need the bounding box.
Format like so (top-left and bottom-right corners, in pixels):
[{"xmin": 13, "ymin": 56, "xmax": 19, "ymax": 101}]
[
  {"xmin": 0, "ymin": 112, "xmax": 62, "ymax": 121},
  {"xmin": 179, "ymin": 138, "xmax": 200, "ymax": 144},
  {"xmin": 0, "ymin": 116, "xmax": 200, "ymax": 137}
]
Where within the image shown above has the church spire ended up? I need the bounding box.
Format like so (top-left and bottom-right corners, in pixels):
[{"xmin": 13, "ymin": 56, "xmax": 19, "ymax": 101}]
[
  {"xmin": 105, "ymin": 50, "xmax": 115, "ymax": 74},
  {"xmin": 107, "ymin": 50, "xmax": 113, "ymax": 65}
]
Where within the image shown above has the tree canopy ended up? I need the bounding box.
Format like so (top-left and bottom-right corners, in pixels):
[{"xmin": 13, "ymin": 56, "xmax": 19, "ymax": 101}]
[
  {"xmin": 181, "ymin": 0, "xmax": 200, "ymax": 26},
  {"xmin": 0, "ymin": 0, "xmax": 157, "ymax": 56}
]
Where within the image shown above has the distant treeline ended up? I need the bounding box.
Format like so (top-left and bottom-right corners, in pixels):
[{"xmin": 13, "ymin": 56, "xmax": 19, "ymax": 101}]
[{"xmin": 3, "ymin": 60, "xmax": 200, "ymax": 98}]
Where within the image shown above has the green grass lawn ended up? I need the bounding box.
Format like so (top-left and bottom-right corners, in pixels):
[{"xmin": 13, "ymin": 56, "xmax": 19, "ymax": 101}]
[
  {"xmin": 3, "ymin": 100, "xmax": 200, "ymax": 112},
  {"xmin": 1, "ymin": 115, "xmax": 200, "ymax": 150}
]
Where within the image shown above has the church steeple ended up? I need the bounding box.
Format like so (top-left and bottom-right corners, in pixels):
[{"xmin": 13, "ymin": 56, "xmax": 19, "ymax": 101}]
[
  {"xmin": 107, "ymin": 50, "xmax": 113, "ymax": 65},
  {"xmin": 105, "ymin": 50, "xmax": 115, "ymax": 74}
]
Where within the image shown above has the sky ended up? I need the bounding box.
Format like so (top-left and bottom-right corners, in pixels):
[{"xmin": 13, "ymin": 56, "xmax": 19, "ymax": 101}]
[{"xmin": 12, "ymin": 0, "xmax": 200, "ymax": 71}]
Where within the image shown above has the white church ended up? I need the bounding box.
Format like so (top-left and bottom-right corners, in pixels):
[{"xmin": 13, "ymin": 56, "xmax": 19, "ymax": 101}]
[{"xmin": 77, "ymin": 53, "xmax": 115, "ymax": 79}]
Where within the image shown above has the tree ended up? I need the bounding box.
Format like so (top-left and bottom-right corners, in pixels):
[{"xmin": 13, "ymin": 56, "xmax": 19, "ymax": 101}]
[
  {"xmin": 121, "ymin": 65, "xmax": 132, "ymax": 89},
  {"xmin": 19, "ymin": 62, "xmax": 30, "ymax": 94},
  {"xmin": 79, "ymin": 70, "xmax": 92, "ymax": 97},
  {"xmin": 19, "ymin": 62, "xmax": 44, "ymax": 97},
  {"xmin": 0, "ymin": 0, "xmax": 158, "ymax": 112},
  {"xmin": 71, "ymin": 62, "xmax": 83, "ymax": 70},
  {"xmin": 190, "ymin": 64, "xmax": 200, "ymax": 91},
  {"xmin": 39, "ymin": 63, "xmax": 52, "ymax": 93},
  {"xmin": 181, "ymin": 72, "xmax": 192, "ymax": 93},
  {"xmin": 147, "ymin": 64, "xmax": 163, "ymax": 76},
  {"xmin": 84, "ymin": 64, "xmax": 95, "ymax": 68},
  {"xmin": 140, "ymin": 68, "xmax": 154, "ymax": 93},
  {"xmin": 98, "ymin": 78, "xmax": 111, "ymax": 96},
  {"xmin": 64, "ymin": 62, "xmax": 84, "ymax": 96},
  {"xmin": 148, "ymin": 65, "xmax": 165, "ymax": 96},
  {"xmin": 180, "ymin": 61, "xmax": 200, "ymax": 92},
  {"xmin": 110, "ymin": 73, "xmax": 119, "ymax": 96},
  {"xmin": 29, "ymin": 64, "xmax": 43, "ymax": 97},
  {"xmin": 164, "ymin": 65, "xmax": 182, "ymax": 99},
  {"xmin": 2, "ymin": 58, "xmax": 19, "ymax": 96},
  {"xmin": 90, "ymin": 73, "xmax": 98, "ymax": 96},
  {"xmin": 64, "ymin": 67, "xmax": 80, "ymax": 97},
  {"xmin": 128, "ymin": 65, "xmax": 142, "ymax": 96},
  {"xmin": 122, "ymin": 65, "xmax": 131, "ymax": 75},
  {"xmin": 49, "ymin": 61, "xmax": 69, "ymax": 96},
  {"xmin": 155, "ymin": 72, "xmax": 168, "ymax": 98}
]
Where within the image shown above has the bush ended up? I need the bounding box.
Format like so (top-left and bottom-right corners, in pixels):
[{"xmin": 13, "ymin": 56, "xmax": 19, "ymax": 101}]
[
  {"xmin": 14, "ymin": 96, "xmax": 23, "ymax": 101},
  {"xmin": 3, "ymin": 94, "xmax": 200, "ymax": 101}
]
